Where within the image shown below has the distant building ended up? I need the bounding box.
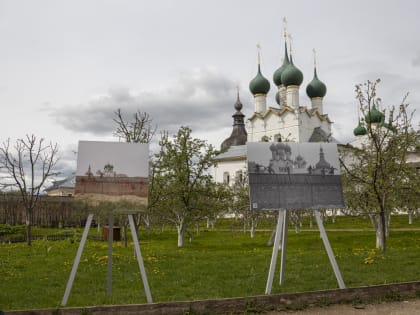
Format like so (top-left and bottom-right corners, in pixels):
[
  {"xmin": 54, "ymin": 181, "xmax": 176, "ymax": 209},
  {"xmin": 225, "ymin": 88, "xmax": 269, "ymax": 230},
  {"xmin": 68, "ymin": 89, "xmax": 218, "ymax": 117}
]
[{"xmin": 44, "ymin": 175, "xmax": 76, "ymax": 196}]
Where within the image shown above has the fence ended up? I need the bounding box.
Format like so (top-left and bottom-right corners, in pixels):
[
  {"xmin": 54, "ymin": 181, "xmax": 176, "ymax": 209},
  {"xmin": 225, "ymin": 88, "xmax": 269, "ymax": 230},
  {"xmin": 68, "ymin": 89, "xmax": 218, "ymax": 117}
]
[{"xmin": 0, "ymin": 194, "xmax": 86, "ymax": 227}]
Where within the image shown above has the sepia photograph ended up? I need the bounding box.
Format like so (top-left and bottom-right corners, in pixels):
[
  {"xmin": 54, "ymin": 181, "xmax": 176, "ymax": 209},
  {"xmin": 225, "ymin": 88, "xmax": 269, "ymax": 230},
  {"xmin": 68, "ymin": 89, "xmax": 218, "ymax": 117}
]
[
  {"xmin": 75, "ymin": 141, "xmax": 149, "ymax": 204},
  {"xmin": 247, "ymin": 142, "xmax": 344, "ymax": 210}
]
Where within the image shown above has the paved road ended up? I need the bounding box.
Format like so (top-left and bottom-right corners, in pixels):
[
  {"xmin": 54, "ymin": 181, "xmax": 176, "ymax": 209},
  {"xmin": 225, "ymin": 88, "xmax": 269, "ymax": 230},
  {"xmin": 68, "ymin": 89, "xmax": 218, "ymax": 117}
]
[{"xmin": 267, "ymin": 299, "xmax": 420, "ymax": 314}]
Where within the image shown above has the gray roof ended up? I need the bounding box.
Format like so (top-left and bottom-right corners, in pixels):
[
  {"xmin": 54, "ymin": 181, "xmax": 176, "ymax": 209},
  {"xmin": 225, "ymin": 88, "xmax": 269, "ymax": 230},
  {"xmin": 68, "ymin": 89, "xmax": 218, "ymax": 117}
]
[
  {"xmin": 308, "ymin": 127, "xmax": 330, "ymax": 142},
  {"xmin": 45, "ymin": 175, "xmax": 76, "ymax": 191},
  {"xmin": 214, "ymin": 145, "xmax": 246, "ymax": 161}
]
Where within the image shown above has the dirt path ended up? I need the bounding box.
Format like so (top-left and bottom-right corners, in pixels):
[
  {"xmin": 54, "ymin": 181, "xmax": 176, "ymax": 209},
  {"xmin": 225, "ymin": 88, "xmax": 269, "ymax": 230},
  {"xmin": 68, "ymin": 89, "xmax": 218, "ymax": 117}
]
[{"xmin": 268, "ymin": 299, "xmax": 420, "ymax": 314}]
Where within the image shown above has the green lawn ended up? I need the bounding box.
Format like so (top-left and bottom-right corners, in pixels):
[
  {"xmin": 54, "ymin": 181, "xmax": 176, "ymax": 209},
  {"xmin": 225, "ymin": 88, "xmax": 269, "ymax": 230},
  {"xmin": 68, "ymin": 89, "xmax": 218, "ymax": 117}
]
[{"xmin": 1, "ymin": 223, "xmax": 420, "ymax": 311}]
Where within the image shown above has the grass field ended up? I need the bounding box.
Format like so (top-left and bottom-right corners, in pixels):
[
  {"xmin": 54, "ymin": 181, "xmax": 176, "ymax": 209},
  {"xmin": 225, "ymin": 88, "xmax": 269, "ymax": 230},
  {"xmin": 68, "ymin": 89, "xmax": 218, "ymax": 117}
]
[{"xmin": 1, "ymin": 216, "xmax": 420, "ymax": 311}]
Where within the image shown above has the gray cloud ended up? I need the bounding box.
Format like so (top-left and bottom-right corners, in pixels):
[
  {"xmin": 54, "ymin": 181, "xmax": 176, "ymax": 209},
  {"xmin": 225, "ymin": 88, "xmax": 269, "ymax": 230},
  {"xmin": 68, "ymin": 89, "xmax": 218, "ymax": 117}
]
[
  {"xmin": 412, "ymin": 51, "xmax": 420, "ymax": 67},
  {"xmin": 49, "ymin": 67, "xmax": 238, "ymax": 142}
]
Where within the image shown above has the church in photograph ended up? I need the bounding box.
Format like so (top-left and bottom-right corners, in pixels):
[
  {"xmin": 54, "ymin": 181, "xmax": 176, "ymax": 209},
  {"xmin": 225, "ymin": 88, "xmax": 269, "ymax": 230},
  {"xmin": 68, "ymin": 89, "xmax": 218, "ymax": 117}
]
[{"xmin": 213, "ymin": 31, "xmax": 334, "ymax": 185}]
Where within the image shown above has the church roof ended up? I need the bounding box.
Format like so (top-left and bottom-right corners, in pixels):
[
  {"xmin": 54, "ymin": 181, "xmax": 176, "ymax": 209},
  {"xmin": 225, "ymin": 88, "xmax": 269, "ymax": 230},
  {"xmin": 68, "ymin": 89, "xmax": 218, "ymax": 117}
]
[
  {"xmin": 221, "ymin": 93, "xmax": 248, "ymax": 151},
  {"xmin": 248, "ymin": 106, "xmax": 332, "ymax": 123},
  {"xmin": 44, "ymin": 175, "xmax": 76, "ymax": 192},
  {"xmin": 308, "ymin": 127, "xmax": 330, "ymax": 142},
  {"xmin": 248, "ymin": 106, "xmax": 294, "ymax": 120},
  {"xmin": 214, "ymin": 145, "xmax": 246, "ymax": 161}
]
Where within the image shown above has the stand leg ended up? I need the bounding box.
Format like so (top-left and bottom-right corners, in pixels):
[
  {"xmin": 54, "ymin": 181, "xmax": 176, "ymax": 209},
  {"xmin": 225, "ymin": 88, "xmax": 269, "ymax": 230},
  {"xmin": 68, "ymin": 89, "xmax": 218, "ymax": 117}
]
[
  {"xmin": 279, "ymin": 210, "xmax": 288, "ymax": 285},
  {"xmin": 128, "ymin": 214, "xmax": 153, "ymax": 303},
  {"xmin": 61, "ymin": 213, "xmax": 94, "ymax": 306},
  {"xmin": 265, "ymin": 211, "xmax": 284, "ymax": 294},
  {"xmin": 107, "ymin": 212, "xmax": 114, "ymax": 296},
  {"xmin": 314, "ymin": 210, "xmax": 346, "ymax": 289}
]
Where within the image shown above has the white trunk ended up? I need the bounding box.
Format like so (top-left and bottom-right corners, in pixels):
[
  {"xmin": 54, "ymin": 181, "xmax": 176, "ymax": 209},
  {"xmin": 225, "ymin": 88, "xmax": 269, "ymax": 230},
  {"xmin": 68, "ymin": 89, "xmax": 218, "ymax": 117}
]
[
  {"xmin": 196, "ymin": 223, "xmax": 200, "ymax": 236},
  {"xmin": 408, "ymin": 211, "xmax": 413, "ymax": 225},
  {"xmin": 309, "ymin": 214, "xmax": 313, "ymax": 228},
  {"xmin": 206, "ymin": 218, "xmax": 210, "ymax": 228},
  {"xmin": 375, "ymin": 215, "xmax": 385, "ymax": 250},
  {"xmin": 250, "ymin": 219, "xmax": 256, "ymax": 238},
  {"xmin": 25, "ymin": 212, "xmax": 31, "ymax": 246},
  {"xmin": 177, "ymin": 223, "xmax": 184, "ymax": 247}
]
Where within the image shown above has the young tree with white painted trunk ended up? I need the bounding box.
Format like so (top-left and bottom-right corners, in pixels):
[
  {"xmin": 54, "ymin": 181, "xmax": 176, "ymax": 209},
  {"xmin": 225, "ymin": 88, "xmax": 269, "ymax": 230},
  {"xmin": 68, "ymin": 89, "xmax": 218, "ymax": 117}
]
[
  {"xmin": 340, "ymin": 79, "xmax": 418, "ymax": 252},
  {"xmin": 149, "ymin": 126, "xmax": 223, "ymax": 247}
]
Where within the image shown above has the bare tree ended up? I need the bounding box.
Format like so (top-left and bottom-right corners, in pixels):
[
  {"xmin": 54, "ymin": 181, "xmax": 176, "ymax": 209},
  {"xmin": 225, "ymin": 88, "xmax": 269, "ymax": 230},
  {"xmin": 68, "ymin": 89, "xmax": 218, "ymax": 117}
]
[
  {"xmin": 113, "ymin": 108, "xmax": 156, "ymax": 143},
  {"xmin": 0, "ymin": 135, "xmax": 59, "ymax": 245},
  {"xmin": 113, "ymin": 108, "xmax": 157, "ymax": 244}
]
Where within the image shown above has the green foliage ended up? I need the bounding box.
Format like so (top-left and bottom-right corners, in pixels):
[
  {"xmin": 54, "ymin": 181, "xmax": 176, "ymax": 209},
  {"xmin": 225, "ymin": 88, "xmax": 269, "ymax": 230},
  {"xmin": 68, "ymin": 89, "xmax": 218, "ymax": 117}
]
[
  {"xmin": 0, "ymin": 224, "xmax": 25, "ymax": 236},
  {"xmin": 149, "ymin": 126, "xmax": 227, "ymax": 246}
]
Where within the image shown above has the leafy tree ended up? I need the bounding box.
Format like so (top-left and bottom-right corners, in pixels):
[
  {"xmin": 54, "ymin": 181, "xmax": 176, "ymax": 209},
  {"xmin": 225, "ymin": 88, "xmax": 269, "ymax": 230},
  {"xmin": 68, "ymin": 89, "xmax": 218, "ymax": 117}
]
[
  {"xmin": 149, "ymin": 126, "xmax": 222, "ymax": 247},
  {"xmin": 0, "ymin": 135, "xmax": 59, "ymax": 245},
  {"xmin": 340, "ymin": 79, "xmax": 418, "ymax": 252}
]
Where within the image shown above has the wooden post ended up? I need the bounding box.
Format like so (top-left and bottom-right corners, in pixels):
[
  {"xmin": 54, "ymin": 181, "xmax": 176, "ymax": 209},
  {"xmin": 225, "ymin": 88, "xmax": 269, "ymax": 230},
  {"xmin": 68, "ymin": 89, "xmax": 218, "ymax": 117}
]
[
  {"xmin": 61, "ymin": 213, "xmax": 94, "ymax": 306},
  {"xmin": 265, "ymin": 211, "xmax": 284, "ymax": 294},
  {"xmin": 128, "ymin": 214, "xmax": 153, "ymax": 303},
  {"xmin": 314, "ymin": 210, "xmax": 346, "ymax": 289},
  {"xmin": 279, "ymin": 210, "xmax": 288, "ymax": 285}
]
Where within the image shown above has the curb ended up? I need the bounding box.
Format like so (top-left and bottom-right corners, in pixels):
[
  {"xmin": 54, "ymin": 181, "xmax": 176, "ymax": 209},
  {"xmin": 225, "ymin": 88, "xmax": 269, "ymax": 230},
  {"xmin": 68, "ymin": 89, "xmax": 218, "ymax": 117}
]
[{"xmin": 5, "ymin": 281, "xmax": 420, "ymax": 315}]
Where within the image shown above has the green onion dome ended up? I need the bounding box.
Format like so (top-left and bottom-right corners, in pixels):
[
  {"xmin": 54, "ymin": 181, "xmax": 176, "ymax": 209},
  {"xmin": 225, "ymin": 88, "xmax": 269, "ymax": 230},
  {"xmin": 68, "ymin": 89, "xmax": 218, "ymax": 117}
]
[
  {"xmin": 273, "ymin": 43, "xmax": 290, "ymax": 87},
  {"xmin": 275, "ymin": 91, "xmax": 280, "ymax": 105},
  {"xmin": 353, "ymin": 122, "xmax": 367, "ymax": 136},
  {"xmin": 249, "ymin": 64, "xmax": 270, "ymax": 95},
  {"xmin": 364, "ymin": 105, "xmax": 384, "ymax": 124},
  {"xmin": 281, "ymin": 56, "xmax": 303, "ymax": 87},
  {"xmin": 306, "ymin": 68, "xmax": 327, "ymax": 98}
]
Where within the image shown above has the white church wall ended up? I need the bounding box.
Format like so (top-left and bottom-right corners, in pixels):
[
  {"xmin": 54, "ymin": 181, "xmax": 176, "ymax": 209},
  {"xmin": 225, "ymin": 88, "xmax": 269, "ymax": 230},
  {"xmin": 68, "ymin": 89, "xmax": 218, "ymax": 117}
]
[
  {"xmin": 299, "ymin": 113, "xmax": 321, "ymax": 141},
  {"xmin": 213, "ymin": 159, "xmax": 246, "ymax": 185},
  {"xmin": 247, "ymin": 111, "xmax": 300, "ymax": 142}
]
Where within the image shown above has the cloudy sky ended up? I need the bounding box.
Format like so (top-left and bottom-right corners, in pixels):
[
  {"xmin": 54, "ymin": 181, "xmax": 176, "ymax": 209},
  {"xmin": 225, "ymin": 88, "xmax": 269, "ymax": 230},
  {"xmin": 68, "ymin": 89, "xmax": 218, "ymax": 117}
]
[{"xmin": 1, "ymin": 0, "xmax": 419, "ymax": 180}]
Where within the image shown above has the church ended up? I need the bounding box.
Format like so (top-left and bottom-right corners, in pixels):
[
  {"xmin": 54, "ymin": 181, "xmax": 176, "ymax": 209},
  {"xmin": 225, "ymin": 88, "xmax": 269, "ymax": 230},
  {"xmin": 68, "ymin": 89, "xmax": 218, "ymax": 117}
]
[{"xmin": 213, "ymin": 31, "xmax": 334, "ymax": 185}]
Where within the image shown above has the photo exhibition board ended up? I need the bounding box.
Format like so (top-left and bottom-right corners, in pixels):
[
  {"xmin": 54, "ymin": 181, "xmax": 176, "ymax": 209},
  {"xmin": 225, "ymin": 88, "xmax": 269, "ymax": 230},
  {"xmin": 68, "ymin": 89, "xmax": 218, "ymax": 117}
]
[
  {"xmin": 75, "ymin": 141, "xmax": 149, "ymax": 204},
  {"xmin": 247, "ymin": 142, "xmax": 345, "ymax": 210}
]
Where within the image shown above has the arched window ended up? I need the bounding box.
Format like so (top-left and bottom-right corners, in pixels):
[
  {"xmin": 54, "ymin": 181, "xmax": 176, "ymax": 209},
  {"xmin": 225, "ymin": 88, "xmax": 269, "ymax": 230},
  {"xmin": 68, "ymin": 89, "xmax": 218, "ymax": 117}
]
[
  {"xmin": 261, "ymin": 135, "xmax": 270, "ymax": 142},
  {"xmin": 223, "ymin": 172, "xmax": 230, "ymax": 185},
  {"xmin": 274, "ymin": 134, "xmax": 282, "ymax": 142},
  {"xmin": 235, "ymin": 170, "xmax": 243, "ymax": 184}
]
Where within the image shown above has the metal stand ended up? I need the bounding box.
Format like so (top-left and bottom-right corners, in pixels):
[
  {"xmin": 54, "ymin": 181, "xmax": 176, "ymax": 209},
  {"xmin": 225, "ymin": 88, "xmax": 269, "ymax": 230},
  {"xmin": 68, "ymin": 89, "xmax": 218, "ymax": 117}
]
[
  {"xmin": 279, "ymin": 210, "xmax": 288, "ymax": 285},
  {"xmin": 314, "ymin": 209, "xmax": 345, "ymax": 289},
  {"xmin": 61, "ymin": 213, "xmax": 153, "ymax": 306},
  {"xmin": 265, "ymin": 210, "xmax": 284, "ymax": 294},
  {"xmin": 265, "ymin": 209, "xmax": 345, "ymax": 295}
]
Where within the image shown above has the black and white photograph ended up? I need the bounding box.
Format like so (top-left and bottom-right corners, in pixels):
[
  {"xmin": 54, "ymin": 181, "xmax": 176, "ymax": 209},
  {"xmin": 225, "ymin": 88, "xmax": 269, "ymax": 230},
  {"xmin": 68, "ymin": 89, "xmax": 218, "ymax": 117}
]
[{"xmin": 247, "ymin": 142, "xmax": 344, "ymax": 210}]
